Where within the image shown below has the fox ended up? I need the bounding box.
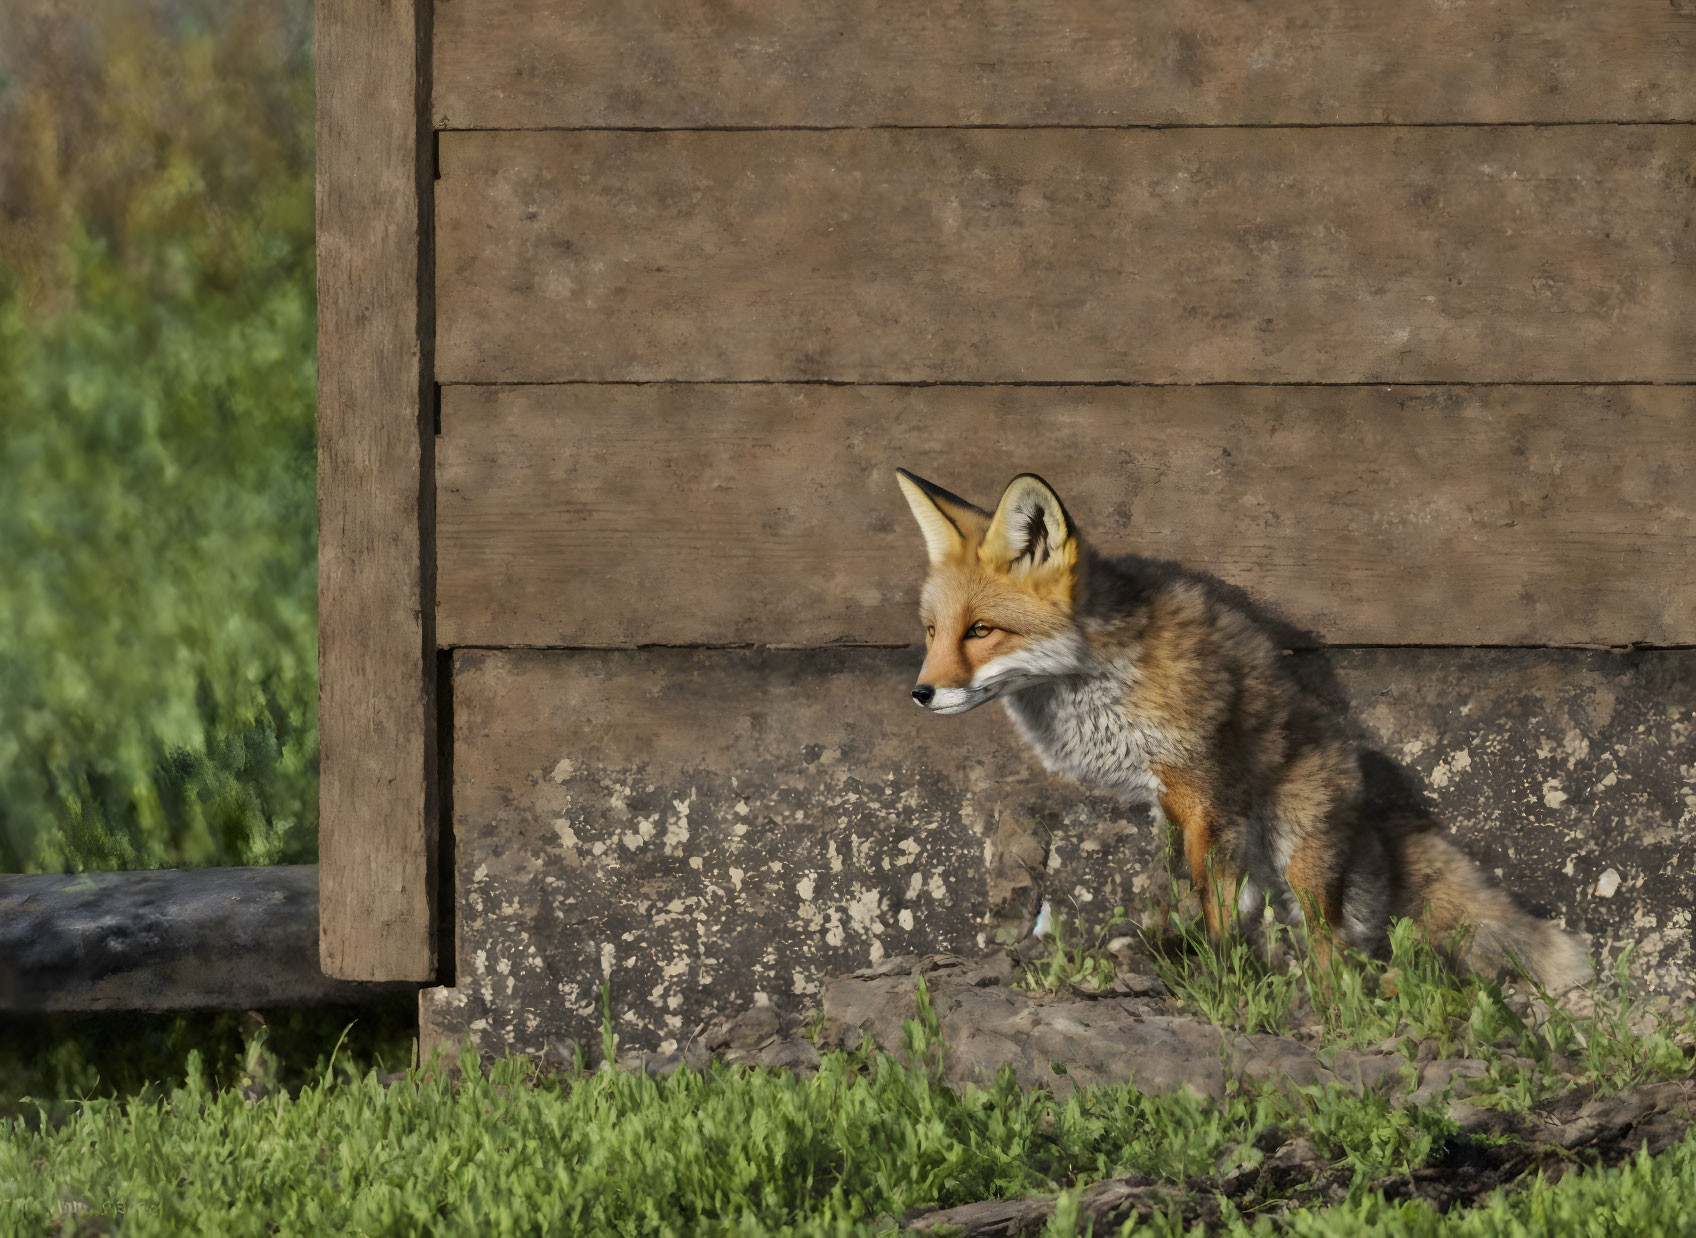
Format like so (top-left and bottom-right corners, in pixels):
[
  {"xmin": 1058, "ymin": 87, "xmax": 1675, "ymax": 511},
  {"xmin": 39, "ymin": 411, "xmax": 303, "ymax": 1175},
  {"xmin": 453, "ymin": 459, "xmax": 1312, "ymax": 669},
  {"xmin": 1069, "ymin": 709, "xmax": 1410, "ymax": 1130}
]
[{"xmin": 896, "ymin": 467, "xmax": 1593, "ymax": 993}]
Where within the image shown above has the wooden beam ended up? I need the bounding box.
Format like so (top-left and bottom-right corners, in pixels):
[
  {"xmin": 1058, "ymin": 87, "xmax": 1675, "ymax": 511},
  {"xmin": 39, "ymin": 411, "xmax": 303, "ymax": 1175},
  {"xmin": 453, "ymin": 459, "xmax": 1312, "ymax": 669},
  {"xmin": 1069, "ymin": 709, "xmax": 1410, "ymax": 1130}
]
[
  {"xmin": 435, "ymin": 383, "xmax": 1696, "ymax": 649},
  {"xmin": 432, "ymin": 0, "xmax": 1696, "ymax": 130},
  {"xmin": 436, "ymin": 127, "xmax": 1696, "ymax": 385},
  {"xmin": 0, "ymin": 867, "xmax": 414, "ymax": 1013},
  {"xmin": 316, "ymin": 0, "xmax": 437, "ymax": 981}
]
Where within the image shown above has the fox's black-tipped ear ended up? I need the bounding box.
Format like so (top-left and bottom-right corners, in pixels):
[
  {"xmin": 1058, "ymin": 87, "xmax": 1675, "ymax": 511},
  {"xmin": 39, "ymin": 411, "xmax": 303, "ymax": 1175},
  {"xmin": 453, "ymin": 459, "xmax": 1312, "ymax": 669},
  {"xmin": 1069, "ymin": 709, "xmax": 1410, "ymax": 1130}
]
[
  {"xmin": 983, "ymin": 474, "xmax": 1076, "ymax": 578},
  {"xmin": 896, "ymin": 469, "xmax": 989, "ymax": 566}
]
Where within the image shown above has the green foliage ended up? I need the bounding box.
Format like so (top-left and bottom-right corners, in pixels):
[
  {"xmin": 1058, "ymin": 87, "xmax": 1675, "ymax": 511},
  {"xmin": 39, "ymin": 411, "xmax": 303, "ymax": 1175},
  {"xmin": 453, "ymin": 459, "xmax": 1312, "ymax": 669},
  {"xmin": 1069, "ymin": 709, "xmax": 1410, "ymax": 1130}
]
[
  {"xmin": 0, "ymin": 1018, "xmax": 1449, "ymax": 1237},
  {"xmin": 3, "ymin": 974, "xmax": 1692, "ymax": 1235},
  {"xmin": 0, "ymin": 0, "xmax": 317, "ymax": 871},
  {"xmin": 3, "ymin": 1010, "xmax": 1691, "ymax": 1237}
]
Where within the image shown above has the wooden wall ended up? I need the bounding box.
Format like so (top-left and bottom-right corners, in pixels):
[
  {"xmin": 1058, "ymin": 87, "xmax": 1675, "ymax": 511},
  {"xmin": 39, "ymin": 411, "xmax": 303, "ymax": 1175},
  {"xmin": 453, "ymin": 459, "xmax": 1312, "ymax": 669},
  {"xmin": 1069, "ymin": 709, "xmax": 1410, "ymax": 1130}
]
[
  {"xmin": 323, "ymin": 0, "xmax": 1696, "ymax": 1016},
  {"xmin": 430, "ymin": 15, "xmax": 1696, "ymax": 654}
]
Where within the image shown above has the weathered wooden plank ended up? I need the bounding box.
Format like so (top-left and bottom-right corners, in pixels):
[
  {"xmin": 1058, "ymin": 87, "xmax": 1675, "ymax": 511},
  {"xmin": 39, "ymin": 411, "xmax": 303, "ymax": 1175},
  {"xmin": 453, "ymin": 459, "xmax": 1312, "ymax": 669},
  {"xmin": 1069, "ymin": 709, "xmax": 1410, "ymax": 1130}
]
[
  {"xmin": 0, "ymin": 867, "xmax": 414, "ymax": 1013},
  {"xmin": 435, "ymin": 127, "xmax": 1696, "ymax": 385},
  {"xmin": 424, "ymin": 647, "xmax": 1693, "ymax": 1059},
  {"xmin": 431, "ymin": 0, "xmax": 1696, "ymax": 129},
  {"xmin": 317, "ymin": 0, "xmax": 438, "ymax": 981},
  {"xmin": 436, "ymin": 383, "xmax": 1696, "ymax": 649}
]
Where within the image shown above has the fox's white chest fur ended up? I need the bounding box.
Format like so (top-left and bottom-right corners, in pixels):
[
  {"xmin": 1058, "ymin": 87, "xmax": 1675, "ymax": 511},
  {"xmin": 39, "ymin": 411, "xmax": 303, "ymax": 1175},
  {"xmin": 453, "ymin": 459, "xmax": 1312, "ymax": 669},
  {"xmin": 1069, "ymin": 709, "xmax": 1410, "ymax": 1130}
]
[{"xmin": 1000, "ymin": 666, "xmax": 1169, "ymax": 806}]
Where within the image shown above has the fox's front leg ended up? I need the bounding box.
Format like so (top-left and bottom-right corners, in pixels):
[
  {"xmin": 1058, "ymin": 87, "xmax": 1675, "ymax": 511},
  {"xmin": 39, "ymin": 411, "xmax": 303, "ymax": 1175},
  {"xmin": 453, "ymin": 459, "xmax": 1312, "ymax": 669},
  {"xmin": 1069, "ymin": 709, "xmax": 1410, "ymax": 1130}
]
[
  {"xmin": 1284, "ymin": 834, "xmax": 1345, "ymax": 968},
  {"xmin": 1154, "ymin": 765, "xmax": 1238, "ymax": 940}
]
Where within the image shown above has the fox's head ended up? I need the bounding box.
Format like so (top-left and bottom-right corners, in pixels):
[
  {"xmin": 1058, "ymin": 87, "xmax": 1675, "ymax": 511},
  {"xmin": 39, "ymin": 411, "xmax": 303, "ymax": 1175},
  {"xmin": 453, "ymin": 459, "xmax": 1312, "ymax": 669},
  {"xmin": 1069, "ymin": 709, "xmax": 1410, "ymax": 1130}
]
[{"xmin": 896, "ymin": 469, "xmax": 1087, "ymax": 715}]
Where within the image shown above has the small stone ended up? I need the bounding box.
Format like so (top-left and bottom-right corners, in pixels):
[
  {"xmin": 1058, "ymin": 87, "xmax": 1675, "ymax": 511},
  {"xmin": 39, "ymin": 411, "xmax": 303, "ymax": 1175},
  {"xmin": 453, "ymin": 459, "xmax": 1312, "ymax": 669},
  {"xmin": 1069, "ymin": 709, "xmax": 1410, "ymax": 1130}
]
[
  {"xmin": 1628, "ymin": 1009, "xmax": 1663, "ymax": 1037},
  {"xmin": 1557, "ymin": 988, "xmax": 1598, "ymax": 1020},
  {"xmin": 757, "ymin": 1039, "xmax": 822, "ymax": 1073},
  {"xmin": 644, "ymin": 1052, "xmax": 683, "ymax": 1077},
  {"xmin": 1444, "ymin": 1101, "xmax": 1503, "ymax": 1131},
  {"xmin": 716, "ymin": 1005, "xmax": 781, "ymax": 1050},
  {"xmin": 1594, "ymin": 868, "xmax": 1621, "ymax": 898},
  {"xmin": 1408, "ymin": 1058, "xmax": 1489, "ymax": 1108},
  {"xmin": 1261, "ymin": 1137, "xmax": 1324, "ymax": 1185},
  {"xmin": 960, "ymin": 952, "xmax": 1016, "ymax": 987},
  {"xmin": 542, "ymin": 1037, "xmax": 582, "ymax": 1072},
  {"xmin": 1014, "ymin": 935, "xmax": 1051, "ymax": 963},
  {"xmin": 1112, "ymin": 972, "xmax": 1167, "ymax": 998}
]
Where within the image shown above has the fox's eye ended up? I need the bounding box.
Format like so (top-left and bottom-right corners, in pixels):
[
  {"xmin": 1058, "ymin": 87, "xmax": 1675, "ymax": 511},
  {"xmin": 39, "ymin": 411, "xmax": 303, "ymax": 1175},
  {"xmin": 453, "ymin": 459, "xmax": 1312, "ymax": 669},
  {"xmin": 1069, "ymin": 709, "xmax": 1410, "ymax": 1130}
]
[
  {"xmin": 925, "ymin": 625, "xmax": 935, "ymax": 641},
  {"xmin": 965, "ymin": 622, "xmax": 992, "ymax": 639}
]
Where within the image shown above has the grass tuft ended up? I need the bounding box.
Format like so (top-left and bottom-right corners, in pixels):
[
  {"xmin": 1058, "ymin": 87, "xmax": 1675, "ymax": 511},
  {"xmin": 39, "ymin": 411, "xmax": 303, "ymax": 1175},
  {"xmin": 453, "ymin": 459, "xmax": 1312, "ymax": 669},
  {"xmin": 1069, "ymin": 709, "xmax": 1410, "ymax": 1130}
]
[{"xmin": 1018, "ymin": 893, "xmax": 1696, "ymax": 1116}]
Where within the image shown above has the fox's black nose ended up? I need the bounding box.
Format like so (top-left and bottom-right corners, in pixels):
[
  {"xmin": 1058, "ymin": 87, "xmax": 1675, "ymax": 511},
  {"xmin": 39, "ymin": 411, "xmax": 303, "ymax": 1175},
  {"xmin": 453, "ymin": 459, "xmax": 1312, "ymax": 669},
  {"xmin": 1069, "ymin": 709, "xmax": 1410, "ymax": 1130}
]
[{"xmin": 911, "ymin": 685, "xmax": 935, "ymax": 707}]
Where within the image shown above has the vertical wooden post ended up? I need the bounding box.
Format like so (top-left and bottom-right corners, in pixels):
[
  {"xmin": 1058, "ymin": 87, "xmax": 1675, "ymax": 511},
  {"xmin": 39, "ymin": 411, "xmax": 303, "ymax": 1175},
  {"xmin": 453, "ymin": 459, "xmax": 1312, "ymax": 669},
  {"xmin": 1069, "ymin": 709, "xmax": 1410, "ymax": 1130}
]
[{"xmin": 316, "ymin": 0, "xmax": 437, "ymax": 981}]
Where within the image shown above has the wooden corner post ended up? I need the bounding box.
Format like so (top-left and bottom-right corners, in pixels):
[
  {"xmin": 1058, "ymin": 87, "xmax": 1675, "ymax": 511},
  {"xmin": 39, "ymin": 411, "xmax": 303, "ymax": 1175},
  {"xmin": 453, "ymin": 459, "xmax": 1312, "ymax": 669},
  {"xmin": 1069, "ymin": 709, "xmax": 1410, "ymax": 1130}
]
[{"xmin": 316, "ymin": 0, "xmax": 438, "ymax": 981}]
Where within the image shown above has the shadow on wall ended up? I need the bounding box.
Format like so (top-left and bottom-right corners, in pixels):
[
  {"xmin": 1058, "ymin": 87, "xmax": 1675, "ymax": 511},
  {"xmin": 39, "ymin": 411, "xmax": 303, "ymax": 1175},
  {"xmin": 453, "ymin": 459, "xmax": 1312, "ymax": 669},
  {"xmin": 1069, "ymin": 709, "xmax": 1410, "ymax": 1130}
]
[{"xmin": 1083, "ymin": 553, "xmax": 1616, "ymax": 949}]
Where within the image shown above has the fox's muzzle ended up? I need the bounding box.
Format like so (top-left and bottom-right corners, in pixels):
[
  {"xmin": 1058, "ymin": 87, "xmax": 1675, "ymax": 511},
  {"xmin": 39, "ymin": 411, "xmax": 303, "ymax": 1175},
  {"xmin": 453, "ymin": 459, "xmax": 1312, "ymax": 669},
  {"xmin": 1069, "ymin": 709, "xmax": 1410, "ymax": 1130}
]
[{"xmin": 910, "ymin": 682, "xmax": 992, "ymax": 715}]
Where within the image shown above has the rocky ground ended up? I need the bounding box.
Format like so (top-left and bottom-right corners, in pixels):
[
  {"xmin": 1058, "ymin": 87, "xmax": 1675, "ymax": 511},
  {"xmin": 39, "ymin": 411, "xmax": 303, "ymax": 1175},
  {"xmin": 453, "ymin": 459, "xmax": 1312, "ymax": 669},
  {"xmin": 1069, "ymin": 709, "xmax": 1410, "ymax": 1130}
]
[{"xmin": 613, "ymin": 951, "xmax": 1695, "ymax": 1233}]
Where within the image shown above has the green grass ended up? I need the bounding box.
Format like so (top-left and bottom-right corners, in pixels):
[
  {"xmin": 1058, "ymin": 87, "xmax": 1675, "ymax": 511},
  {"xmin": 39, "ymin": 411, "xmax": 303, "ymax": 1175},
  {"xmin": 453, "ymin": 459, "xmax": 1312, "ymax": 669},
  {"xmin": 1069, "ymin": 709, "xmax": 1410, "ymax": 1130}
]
[
  {"xmin": 3, "ymin": 952, "xmax": 1692, "ymax": 1236},
  {"xmin": 0, "ymin": 0, "xmax": 317, "ymax": 873},
  {"xmin": 0, "ymin": 992, "xmax": 1450, "ymax": 1237},
  {"xmin": 6, "ymin": 1070, "xmax": 1690, "ymax": 1237}
]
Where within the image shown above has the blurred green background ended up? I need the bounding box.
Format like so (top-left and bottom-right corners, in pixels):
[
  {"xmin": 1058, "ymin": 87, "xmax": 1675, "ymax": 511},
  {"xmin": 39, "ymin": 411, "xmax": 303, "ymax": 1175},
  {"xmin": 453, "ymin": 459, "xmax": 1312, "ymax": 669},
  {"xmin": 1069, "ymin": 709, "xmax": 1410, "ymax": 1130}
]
[{"xmin": 0, "ymin": 0, "xmax": 317, "ymax": 873}]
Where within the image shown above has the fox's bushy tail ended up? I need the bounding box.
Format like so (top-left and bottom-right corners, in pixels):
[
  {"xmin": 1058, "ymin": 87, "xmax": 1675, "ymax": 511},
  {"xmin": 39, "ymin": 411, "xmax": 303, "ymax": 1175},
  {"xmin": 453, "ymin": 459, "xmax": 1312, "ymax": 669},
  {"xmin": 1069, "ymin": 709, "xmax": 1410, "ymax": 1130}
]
[{"xmin": 1402, "ymin": 832, "xmax": 1593, "ymax": 994}]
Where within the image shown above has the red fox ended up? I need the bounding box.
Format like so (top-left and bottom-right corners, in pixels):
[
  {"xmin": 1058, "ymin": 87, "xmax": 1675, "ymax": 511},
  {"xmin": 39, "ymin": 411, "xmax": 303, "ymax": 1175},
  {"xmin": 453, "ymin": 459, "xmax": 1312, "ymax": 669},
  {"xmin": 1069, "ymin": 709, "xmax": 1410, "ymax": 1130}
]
[{"xmin": 897, "ymin": 468, "xmax": 1592, "ymax": 993}]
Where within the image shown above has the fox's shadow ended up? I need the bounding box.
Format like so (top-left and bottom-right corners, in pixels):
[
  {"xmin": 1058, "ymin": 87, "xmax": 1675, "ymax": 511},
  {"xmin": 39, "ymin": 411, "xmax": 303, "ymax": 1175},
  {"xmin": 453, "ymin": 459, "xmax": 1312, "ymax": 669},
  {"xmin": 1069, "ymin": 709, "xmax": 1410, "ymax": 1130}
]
[
  {"xmin": 1091, "ymin": 551, "xmax": 1551, "ymax": 911},
  {"xmin": 1111, "ymin": 552, "xmax": 1574, "ymax": 927}
]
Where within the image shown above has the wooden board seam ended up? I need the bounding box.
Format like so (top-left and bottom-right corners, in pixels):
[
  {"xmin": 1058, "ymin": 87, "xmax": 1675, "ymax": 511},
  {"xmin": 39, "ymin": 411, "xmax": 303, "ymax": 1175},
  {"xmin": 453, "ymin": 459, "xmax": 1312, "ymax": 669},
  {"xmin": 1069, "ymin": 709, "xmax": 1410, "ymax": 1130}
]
[
  {"xmin": 437, "ymin": 642, "xmax": 1696, "ymax": 653},
  {"xmin": 434, "ymin": 121, "xmax": 1696, "ymax": 133},
  {"xmin": 435, "ymin": 380, "xmax": 1696, "ymax": 389}
]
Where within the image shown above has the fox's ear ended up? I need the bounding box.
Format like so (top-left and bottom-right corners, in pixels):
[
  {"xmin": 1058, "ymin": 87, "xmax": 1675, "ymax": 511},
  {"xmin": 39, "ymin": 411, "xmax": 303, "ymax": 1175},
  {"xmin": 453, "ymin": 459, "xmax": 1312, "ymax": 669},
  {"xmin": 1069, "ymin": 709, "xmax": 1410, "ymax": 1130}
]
[
  {"xmin": 982, "ymin": 474, "xmax": 1076, "ymax": 580},
  {"xmin": 896, "ymin": 469, "xmax": 989, "ymax": 566}
]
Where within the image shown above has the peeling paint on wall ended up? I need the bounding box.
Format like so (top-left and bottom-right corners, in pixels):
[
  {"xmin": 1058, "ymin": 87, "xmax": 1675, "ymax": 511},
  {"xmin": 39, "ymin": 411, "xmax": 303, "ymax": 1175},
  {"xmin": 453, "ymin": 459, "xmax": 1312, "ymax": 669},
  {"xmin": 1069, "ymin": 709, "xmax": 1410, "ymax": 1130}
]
[{"xmin": 424, "ymin": 647, "xmax": 1695, "ymax": 1060}]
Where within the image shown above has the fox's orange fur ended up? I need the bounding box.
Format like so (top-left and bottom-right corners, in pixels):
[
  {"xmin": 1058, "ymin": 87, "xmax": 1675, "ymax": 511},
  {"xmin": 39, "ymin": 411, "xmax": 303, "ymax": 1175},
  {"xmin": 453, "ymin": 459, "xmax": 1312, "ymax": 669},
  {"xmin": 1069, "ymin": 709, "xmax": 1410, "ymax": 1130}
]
[{"xmin": 897, "ymin": 468, "xmax": 1592, "ymax": 992}]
